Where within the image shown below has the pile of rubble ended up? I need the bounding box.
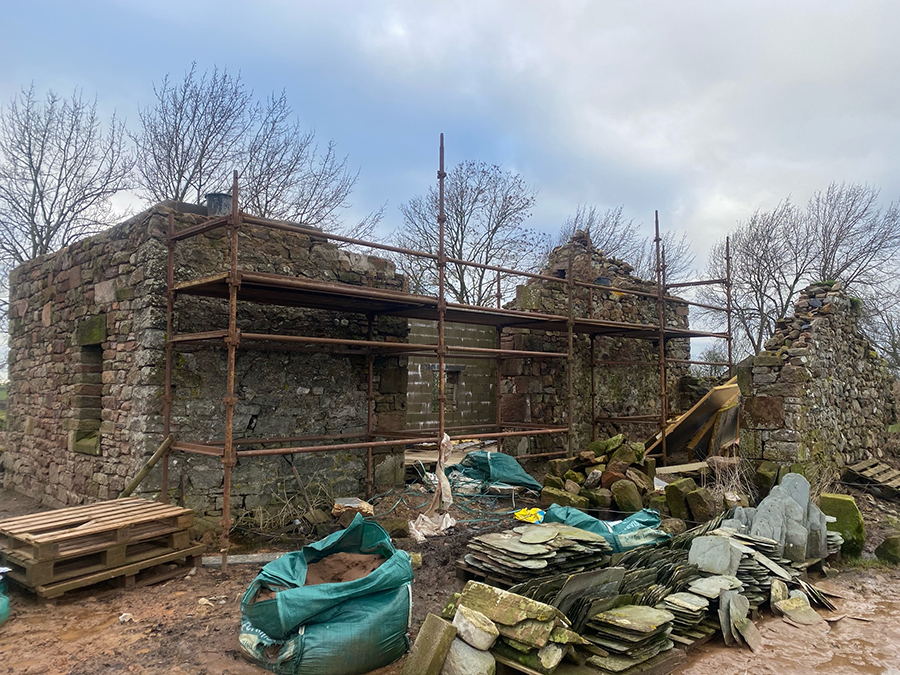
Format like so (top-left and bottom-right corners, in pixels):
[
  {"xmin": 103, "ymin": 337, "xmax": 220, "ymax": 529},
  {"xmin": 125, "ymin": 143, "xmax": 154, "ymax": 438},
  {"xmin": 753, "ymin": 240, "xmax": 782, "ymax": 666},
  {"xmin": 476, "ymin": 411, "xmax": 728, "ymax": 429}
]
[
  {"xmin": 404, "ymin": 579, "xmax": 687, "ymax": 675},
  {"xmin": 540, "ymin": 434, "xmax": 737, "ymax": 532},
  {"xmin": 540, "ymin": 434, "xmax": 657, "ymax": 515}
]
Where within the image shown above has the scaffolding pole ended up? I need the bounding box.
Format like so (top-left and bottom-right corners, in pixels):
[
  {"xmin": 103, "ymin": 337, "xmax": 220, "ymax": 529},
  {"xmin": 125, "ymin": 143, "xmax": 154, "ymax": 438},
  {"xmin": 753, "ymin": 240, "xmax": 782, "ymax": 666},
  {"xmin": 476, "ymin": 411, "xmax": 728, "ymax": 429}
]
[
  {"xmin": 437, "ymin": 134, "xmax": 447, "ymax": 451},
  {"xmin": 654, "ymin": 212, "xmax": 668, "ymax": 466},
  {"xmin": 161, "ymin": 213, "xmax": 175, "ymax": 504},
  {"xmin": 726, "ymin": 235, "xmax": 734, "ymax": 375}
]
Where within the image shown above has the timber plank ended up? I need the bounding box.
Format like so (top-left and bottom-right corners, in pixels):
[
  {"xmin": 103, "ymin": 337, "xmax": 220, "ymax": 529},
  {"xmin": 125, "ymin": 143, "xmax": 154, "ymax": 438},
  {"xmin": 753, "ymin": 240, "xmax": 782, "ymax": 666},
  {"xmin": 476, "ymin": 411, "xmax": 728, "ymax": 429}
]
[
  {"xmin": 0, "ymin": 501, "xmax": 189, "ymax": 533},
  {"xmin": 0, "ymin": 499, "xmax": 151, "ymax": 532},
  {"xmin": 845, "ymin": 459, "xmax": 900, "ymax": 501},
  {"xmin": 861, "ymin": 466, "xmax": 896, "ymax": 480},
  {"xmin": 0, "ymin": 498, "xmax": 193, "ymax": 562},
  {"xmin": 849, "ymin": 458, "xmax": 879, "ymax": 472},
  {"xmin": 870, "ymin": 469, "xmax": 900, "ymax": 483},
  {"xmin": 644, "ymin": 377, "xmax": 739, "ymax": 460}
]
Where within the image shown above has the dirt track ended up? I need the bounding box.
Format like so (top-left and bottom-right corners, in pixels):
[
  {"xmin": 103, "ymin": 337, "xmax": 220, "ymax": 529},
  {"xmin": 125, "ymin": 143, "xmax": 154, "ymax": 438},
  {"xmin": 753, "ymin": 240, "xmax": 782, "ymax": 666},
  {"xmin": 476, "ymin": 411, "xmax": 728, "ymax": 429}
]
[{"xmin": 2, "ymin": 488, "xmax": 900, "ymax": 675}]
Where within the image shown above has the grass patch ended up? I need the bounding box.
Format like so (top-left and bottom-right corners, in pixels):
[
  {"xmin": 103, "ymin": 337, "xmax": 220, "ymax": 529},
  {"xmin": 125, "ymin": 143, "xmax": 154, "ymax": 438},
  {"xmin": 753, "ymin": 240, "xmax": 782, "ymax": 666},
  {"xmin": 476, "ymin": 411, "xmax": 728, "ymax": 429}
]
[{"xmin": 838, "ymin": 556, "xmax": 895, "ymax": 570}]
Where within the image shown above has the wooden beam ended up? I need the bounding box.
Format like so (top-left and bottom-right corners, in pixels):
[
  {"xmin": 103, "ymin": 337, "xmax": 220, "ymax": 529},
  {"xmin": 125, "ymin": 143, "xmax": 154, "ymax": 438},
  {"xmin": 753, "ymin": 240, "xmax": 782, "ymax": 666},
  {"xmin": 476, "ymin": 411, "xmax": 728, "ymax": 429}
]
[{"xmin": 119, "ymin": 436, "xmax": 173, "ymax": 498}]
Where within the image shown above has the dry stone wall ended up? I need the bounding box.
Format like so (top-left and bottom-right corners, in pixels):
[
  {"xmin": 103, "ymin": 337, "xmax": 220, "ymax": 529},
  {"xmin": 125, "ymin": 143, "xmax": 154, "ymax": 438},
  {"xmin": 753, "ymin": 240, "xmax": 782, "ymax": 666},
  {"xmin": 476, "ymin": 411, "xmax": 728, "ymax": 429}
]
[
  {"xmin": 500, "ymin": 234, "xmax": 690, "ymax": 455},
  {"xmin": 3, "ymin": 203, "xmax": 408, "ymax": 518},
  {"xmin": 739, "ymin": 282, "xmax": 897, "ymax": 478}
]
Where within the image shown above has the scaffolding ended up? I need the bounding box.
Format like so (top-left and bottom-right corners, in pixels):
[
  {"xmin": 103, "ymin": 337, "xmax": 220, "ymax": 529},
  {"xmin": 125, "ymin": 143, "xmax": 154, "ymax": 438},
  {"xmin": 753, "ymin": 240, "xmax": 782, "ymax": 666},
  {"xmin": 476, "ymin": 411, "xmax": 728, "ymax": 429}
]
[{"xmin": 159, "ymin": 135, "xmax": 731, "ymax": 567}]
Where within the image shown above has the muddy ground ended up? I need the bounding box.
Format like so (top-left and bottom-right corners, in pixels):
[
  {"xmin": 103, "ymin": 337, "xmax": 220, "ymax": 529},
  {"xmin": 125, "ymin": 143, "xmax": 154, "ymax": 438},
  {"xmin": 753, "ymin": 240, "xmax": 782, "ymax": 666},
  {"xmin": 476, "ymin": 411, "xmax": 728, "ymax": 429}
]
[
  {"xmin": 0, "ymin": 487, "xmax": 483, "ymax": 675},
  {"xmin": 2, "ymin": 487, "xmax": 900, "ymax": 675}
]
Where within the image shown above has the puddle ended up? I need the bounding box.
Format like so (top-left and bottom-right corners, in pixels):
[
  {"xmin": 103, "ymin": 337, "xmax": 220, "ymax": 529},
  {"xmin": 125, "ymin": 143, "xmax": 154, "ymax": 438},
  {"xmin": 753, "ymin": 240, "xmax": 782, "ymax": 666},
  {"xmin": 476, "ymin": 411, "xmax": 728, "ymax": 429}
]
[
  {"xmin": 678, "ymin": 590, "xmax": 900, "ymax": 675},
  {"xmin": 57, "ymin": 613, "xmax": 120, "ymax": 642}
]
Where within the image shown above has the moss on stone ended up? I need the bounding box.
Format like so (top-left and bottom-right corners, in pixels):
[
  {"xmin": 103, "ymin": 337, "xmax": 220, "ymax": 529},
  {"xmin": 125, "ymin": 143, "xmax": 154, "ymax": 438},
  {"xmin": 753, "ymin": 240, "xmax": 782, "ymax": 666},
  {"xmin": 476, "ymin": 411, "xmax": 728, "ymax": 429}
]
[
  {"xmin": 819, "ymin": 493, "xmax": 866, "ymax": 557},
  {"xmin": 75, "ymin": 314, "xmax": 107, "ymax": 346}
]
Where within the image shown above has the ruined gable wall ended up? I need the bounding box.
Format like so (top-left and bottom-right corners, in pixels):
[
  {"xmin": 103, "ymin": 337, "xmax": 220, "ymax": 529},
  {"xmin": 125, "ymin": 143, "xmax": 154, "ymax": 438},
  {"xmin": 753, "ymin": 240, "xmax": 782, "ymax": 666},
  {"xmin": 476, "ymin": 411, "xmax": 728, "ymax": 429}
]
[
  {"xmin": 501, "ymin": 236, "xmax": 691, "ymax": 455},
  {"xmin": 739, "ymin": 282, "xmax": 897, "ymax": 478}
]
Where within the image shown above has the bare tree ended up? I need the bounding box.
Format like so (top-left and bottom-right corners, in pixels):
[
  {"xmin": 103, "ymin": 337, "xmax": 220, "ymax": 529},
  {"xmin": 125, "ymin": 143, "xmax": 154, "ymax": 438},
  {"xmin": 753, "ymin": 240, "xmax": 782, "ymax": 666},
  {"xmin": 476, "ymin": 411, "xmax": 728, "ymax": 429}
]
[
  {"xmin": 807, "ymin": 182, "xmax": 900, "ymax": 286},
  {"xmin": 0, "ymin": 85, "xmax": 132, "ymax": 317},
  {"xmin": 550, "ymin": 204, "xmax": 694, "ymax": 282},
  {"xmin": 393, "ymin": 161, "xmax": 545, "ymax": 305},
  {"xmin": 861, "ymin": 293, "xmax": 900, "ymax": 373},
  {"xmin": 632, "ymin": 229, "xmax": 695, "ymax": 282},
  {"xmin": 691, "ymin": 343, "xmax": 730, "ymax": 378},
  {"xmin": 699, "ymin": 199, "xmax": 812, "ymax": 356},
  {"xmin": 239, "ymin": 91, "xmax": 383, "ymax": 242},
  {"xmin": 552, "ymin": 205, "xmax": 643, "ymax": 261},
  {"xmin": 133, "ymin": 64, "xmax": 251, "ymax": 203},
  {"xmin": 134, "ymin": 64, "xmax": 376, "ymax": 238},
  {"xmin": 699, "ymin": 183, "xmax": 900, "ymax": 358}
]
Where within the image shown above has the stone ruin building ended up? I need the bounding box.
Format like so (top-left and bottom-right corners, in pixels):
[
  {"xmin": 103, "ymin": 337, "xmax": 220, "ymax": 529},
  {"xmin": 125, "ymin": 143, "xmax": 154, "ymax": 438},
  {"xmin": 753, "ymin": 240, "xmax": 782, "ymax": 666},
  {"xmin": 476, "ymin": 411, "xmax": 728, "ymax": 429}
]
[
  {"xmin": 2, "ymin": 202, "xmax": 408, "ymax": 517},
  {"xmin": 12, "ymin": 200, "xmax": 894, "ymax": 523},
  {"xmin": 2, "ymin": 205, "xmax": 711, "ymax": 522},
  {"xmin": 501, "ymin": 232, "xmax": 695, "ymax": 454}
]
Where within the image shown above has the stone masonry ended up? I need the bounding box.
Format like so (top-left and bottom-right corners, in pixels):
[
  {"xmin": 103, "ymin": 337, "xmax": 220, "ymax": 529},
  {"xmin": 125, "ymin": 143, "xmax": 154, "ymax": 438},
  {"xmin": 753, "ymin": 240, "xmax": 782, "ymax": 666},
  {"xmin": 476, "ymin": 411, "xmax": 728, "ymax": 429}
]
[
  {"xmin": 499, "ymin": 232, "xmax": 691, "ymax": 455},
  {"xmin": 3, "ymin": 203, "xmax": 408, "ymax": 518},
  {"xmin": 739, "ymin": 281, "xmax": 897, "ymax": 478}
]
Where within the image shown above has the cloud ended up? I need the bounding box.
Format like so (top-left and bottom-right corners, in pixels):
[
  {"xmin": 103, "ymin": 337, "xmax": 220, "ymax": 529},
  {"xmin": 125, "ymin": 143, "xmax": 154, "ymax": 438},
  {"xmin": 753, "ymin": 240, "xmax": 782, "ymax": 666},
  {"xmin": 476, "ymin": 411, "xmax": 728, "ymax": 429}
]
[{"xmin": 4, "ymin": 0, "xmax": 900, "ymax": 273}]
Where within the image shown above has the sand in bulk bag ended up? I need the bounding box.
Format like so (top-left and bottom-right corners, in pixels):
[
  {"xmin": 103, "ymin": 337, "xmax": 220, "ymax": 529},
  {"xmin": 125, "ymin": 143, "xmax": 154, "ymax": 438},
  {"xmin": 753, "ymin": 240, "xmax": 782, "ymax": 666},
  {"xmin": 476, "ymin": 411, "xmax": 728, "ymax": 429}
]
[{"xmin": 239, "ymin": 514, "xmax": 413, "ymax": 675}]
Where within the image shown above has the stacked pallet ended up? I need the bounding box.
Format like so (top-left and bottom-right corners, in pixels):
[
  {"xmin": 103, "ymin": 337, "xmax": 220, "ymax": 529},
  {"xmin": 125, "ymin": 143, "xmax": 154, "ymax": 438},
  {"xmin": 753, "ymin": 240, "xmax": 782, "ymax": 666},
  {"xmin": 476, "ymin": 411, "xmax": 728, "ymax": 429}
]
[
  {"xmin": 844, "ymin": 458, "xmax": 900, "ymax": 499},
  {"xmin": 0, "ymin": 498, "xmax": 204, "ymax": 598}
]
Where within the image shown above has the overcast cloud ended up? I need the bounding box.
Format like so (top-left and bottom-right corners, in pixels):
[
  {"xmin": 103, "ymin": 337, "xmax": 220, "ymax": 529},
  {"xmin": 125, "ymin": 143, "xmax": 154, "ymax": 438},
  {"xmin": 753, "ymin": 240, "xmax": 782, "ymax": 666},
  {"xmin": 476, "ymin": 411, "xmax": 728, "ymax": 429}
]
[{"xmin": 2, "ymin": 0, "xmax": 900, "ymax": 271}]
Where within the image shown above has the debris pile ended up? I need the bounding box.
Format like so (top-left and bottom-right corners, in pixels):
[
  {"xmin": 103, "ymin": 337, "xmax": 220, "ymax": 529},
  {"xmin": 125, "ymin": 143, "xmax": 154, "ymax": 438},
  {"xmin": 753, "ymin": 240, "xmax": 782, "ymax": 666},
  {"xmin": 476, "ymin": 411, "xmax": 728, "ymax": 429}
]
[
  {"xmin": 462, "ymin": 522, "xmax": 612, "ymax": 586},
  {"xmin": 428, "ymin": 578, "xmax": 688, "ymax": 675},
  {"xmin": 541, "ymin": 434, "xmax": 656, "ymax": 515}
]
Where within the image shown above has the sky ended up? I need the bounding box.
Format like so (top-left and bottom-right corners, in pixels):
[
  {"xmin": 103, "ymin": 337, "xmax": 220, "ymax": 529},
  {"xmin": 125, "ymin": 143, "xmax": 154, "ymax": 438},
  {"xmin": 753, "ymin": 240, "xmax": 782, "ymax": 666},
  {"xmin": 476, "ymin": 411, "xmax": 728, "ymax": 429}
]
[{"xmin": 3, "ymin": 0, "xmax": 900, "ymax": 274}]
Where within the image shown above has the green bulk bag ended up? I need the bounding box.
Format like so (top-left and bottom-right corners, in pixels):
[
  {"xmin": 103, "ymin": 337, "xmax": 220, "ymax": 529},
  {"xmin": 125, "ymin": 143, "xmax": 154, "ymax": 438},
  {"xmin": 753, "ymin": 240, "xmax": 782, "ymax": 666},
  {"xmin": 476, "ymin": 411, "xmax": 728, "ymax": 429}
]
[
  {"xmin": 239, "ymin": 514, "xmax": 413, "ymax": 675},
  {"xmin": 0, "ymin": 573, "xmax": 8, "ymax": 626}
]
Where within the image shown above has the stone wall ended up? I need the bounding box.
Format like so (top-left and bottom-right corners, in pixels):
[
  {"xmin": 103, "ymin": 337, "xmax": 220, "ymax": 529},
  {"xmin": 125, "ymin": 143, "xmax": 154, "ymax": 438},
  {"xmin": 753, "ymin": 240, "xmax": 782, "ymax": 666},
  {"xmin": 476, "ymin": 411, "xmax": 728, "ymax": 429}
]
[
  {"xmin": 500, "ymin": 233, "xmax": 691, "ymax": 455},
  {"xmin": 3, "ymin": 209, "xmax": 168, "ymax": 508},
  {"xmin": 739, "ymin": 282, "xmax": 897, "ymax": 477},
  {"xmin": 3, "ymin": 203, "xmax": 408, "ymax": 517},
  {"xmin": 406, "ymin": 320, "xmax": 497, "ymax": 430}
]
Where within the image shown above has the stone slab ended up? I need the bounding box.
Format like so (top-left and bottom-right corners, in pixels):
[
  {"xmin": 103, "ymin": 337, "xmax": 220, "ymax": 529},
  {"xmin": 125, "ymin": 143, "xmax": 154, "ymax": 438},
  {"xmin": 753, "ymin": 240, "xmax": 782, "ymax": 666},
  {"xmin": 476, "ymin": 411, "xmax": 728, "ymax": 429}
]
[
  {"xmin": 819, "ymin": 493, "xmax": 866, "ymax": 558},
  {"xmin": 441, "ymin": 638, "xmax": 496, "ymax": 675},
  {"xmin": 688, "ymin": 536, "xmax": 742, "ymax": 576},
  {"xmin": 403, "ymin": 613, "xmax": 458, "ymax": 675},
  {"xmin": 453, "ymin": 605, "xmax": 500, "ymax": 651}
]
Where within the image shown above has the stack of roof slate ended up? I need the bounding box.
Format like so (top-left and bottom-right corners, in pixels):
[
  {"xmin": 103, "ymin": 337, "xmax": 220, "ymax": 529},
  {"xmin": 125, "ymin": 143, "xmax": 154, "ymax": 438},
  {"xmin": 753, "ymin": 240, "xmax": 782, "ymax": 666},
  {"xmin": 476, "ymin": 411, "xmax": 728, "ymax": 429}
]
[
  {"xmin": 584, "ymin": 605, "xmax": 676, "ymax": 673},
  {"xmin": 463, "ymin": 522, "xmax": 612, "ymax": 586}
]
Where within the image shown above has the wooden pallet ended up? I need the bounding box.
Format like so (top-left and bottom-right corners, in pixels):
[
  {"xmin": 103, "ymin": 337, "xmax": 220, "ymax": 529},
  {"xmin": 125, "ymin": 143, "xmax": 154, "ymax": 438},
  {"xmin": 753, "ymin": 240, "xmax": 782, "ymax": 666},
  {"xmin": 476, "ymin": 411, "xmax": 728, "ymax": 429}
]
[
  {"xmin": 2, "ymin": 530, "xmax": 192, "ymax": 587},
  {"xmin": 0, "ymin": 497, "xmax": 193, "ymax": 562},
  {"xmin": 844, "ymin": 458, "xmax": 900, "ymax": 499},
  {"xmin": 32, "ymin": 544, "xmax": 205, "ymax": 598},
  {"xmin": 454, "ymin": 560, "xmax": 515, "ymax": 588}
]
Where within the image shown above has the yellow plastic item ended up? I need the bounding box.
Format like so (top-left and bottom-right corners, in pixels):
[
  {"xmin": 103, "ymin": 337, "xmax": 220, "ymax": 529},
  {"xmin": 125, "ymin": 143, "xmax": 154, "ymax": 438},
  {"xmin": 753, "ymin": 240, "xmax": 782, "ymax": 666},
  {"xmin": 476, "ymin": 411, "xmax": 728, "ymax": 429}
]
[{"xmin": 513, "ymin": 507, "xmax": 545, "ymax": 523}]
